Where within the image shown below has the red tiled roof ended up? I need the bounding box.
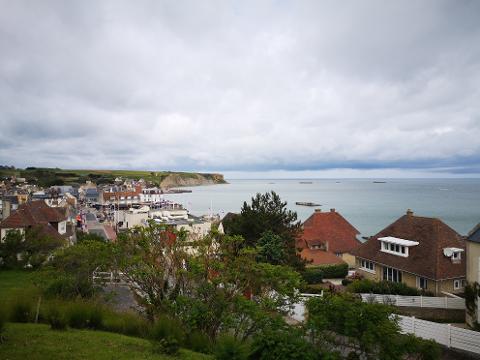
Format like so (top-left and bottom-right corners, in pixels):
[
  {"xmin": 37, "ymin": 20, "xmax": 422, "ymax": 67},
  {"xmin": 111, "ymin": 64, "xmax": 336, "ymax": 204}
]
[
  {"xmin": 102, "ymin": 186, "xmax": 142, "ymax": 202},
  {"xmin": 0, "ymin": 201, "xmax": 66, "ymax": 229},
  {"xmin": 300, "ymin": 248, "xmax": 346, "ymax": 266},
  {"xmin": 298, "ymin": 209, "xmax": 361, "ymax": 253},
  {"xmin": 351, "ymin": 211, "xmax": 466, "ymax": 280}
]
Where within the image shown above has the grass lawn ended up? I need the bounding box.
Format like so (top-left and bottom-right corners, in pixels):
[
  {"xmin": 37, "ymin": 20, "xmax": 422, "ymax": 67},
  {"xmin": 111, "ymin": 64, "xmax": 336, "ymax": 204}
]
[
  {"xmin": 0, "ymin": 270, "xmax": 39, "ymax": 304},
  {"xmin": 0, "ymin": 323, "xmax": 212, "ymax": 360}
]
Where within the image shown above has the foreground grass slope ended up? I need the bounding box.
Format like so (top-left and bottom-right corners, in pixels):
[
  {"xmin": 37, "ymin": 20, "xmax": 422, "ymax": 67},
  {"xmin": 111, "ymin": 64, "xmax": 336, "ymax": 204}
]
[
  {"xmin": 0, "ymin": 323, "xmax": 211, "ymax": 360},
  {"xmin": 0, "ymin": 270, "xmax": 38, "ymax": 304}
]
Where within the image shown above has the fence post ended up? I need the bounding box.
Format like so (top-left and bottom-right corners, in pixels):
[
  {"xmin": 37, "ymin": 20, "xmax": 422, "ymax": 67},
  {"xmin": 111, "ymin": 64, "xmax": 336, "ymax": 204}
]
[
  {"xmin": 396, "ymin": 294, "xmax": 399, "ymax": 305},
  {"xmin": 445, "ymin": 296, "xmax": 448, "ymax": 309},
  {"xmin": 420, "ymin": 295, "xmax": 423, "ymax": 308},
  {"xmin": 447, "ymin": 324, "xmax": 451, "ymax": 348}
]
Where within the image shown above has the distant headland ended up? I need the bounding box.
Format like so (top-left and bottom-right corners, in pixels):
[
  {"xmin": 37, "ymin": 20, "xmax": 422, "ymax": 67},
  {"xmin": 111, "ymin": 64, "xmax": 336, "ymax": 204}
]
[{"xmin": 0, "ymin": 166, "xmax": 227, "ymax": 188}]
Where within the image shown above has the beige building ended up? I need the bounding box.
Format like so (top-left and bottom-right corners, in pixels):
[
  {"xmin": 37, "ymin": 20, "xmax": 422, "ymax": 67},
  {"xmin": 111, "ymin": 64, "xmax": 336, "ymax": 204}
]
[
  {"xmin": 466, "ymin": 224, "xmax": 480, "ymax": 327},
  {"xmin": 351, "ymin": 210, "xmax": 466, "ymax": 296}
]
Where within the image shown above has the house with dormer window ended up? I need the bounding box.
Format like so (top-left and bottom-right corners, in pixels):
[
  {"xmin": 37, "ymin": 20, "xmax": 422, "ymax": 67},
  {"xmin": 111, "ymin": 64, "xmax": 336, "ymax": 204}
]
[{"xmin": 351, "ymin": 210, "xmax": 466, "ymax": 296}]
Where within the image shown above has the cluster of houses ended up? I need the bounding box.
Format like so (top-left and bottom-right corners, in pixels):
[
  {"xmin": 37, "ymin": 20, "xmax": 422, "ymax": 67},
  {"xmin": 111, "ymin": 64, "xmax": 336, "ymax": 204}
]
[
  {"xmin": 0, "ymin": 175, "xmax": 220, "ymax": 246},
  {"xmin": 297, "ymin": 207, "xmax": 480, "ymax": 326}
]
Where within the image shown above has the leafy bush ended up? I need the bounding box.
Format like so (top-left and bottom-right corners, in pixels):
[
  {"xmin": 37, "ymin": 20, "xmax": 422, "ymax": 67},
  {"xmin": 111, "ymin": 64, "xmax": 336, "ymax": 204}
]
[
  {"xmin": 150, "ymin": 315, "xmax": 186, "ymax": 345},
  {"xmin": 342, "ymin": 279, "xmax": 353, "ymax": 286},
  {"xmin": 151, "ymin": 337, "xmax": 180, "ymax": 355},
  {"xmin": 347, "ymin": 279, "xmax": 422, "ymax": 296},
  {"xmin": 44, "ymin": 275, "xmax": 95, "ymax": 299},
  {"xmin": 400, "ymin": 334, "xmax": 441, "ymax": 360},
  {"xmin": 302, "ymin": 268, "xmax": 324, "ymax": 284},
  {"xmin": 318, "ymin": 263, "xmax": 348, "ymax": 279},
  {"xmin": 250, "ymin": 326, "xmax": 318, "ymax": 360},
  {"xmin": 46, "ymin": 306, "xmax": 67, "ymax": 330},
  {"xmin": 186, "ymin": 330, "xmax": 213, "ymax": 354},
  {"xmin": 213, "ymin": 335, "xmax": 249, "ymax": 360},
  {"xmin": 9, "ymin": 299, "xmax": 34, "ymax": 323}
]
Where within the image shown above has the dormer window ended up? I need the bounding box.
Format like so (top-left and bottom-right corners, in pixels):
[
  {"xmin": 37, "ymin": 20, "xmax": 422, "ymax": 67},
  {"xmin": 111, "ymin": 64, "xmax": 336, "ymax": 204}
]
[
  {"xmin": 443, "ymin": 247, "xmax": 463, "ymax": 263},
  {"xmin": 378, "ymin": 236, "xmax": 419, "ymax": 258}
]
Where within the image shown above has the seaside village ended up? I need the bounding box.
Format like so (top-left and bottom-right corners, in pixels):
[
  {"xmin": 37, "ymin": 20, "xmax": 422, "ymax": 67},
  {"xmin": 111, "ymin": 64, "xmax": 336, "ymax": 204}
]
[{"xmin": 2, "ymin": 175, "xmax": 480, "ymax": 355}]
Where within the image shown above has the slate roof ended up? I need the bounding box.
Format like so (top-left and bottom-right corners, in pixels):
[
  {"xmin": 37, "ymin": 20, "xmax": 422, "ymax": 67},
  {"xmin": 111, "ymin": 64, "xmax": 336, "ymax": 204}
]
[
  {"xmin": 351, "ymin": 210, "xmax": 466, "ymax": 280},
  {"xmin": 0, "ymin": 201, "xmax": 66, "ymax": 229},
  {"xmin": 467, "ymin": 223, "xmax": 480, "ymax": 243},
  {"xmin": 298, "ymin": 209, "xmax": 361, "ymax": 253}
]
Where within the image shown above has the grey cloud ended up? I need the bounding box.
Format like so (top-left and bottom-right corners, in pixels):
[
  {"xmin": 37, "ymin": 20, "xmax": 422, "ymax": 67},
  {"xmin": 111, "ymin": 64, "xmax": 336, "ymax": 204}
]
[{"xmin": 0, "ymin": 0, "xmax": 479, "ymax": 175}]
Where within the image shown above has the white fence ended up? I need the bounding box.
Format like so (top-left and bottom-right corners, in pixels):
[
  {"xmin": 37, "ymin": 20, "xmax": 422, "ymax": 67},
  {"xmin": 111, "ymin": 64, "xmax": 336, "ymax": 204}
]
[
  {"xmin": 360, "ymin": 293, "xmax": 465, "ymax": 310},
  {"xmin": 399, "ymin": 315, "xmax": 480, "ymax": 355},
  {"xmin": 291, "ymin": 293, "xmax": 322, "ymax": 322}
]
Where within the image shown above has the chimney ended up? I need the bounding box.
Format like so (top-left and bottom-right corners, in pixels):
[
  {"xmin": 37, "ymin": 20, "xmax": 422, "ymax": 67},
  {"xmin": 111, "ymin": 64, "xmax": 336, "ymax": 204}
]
[
  {"xmin": 330, "ymin": 208, "xmax": 335, "ymax": 213},
  {"xmin": 315, "ymin": 208, "xmax": 322, "ymax": 212},
  {"xmin": 406, "ymin": 209, "xmax": 414, "ymax": 216}
]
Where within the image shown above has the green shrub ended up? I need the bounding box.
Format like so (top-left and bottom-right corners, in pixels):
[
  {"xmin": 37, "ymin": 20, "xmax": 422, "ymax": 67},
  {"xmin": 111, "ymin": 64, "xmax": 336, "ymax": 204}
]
[
  {"xmin": 44, "ymin": 275, "xmax": 95, "ymax": 299},
  {"xmin": 102, "ymin": 311, "xmax": 150, "ymax": 337},
  {"xmin": 318, "ymin": 263, "xmax": 348, "ymax": 279},
  {"xmin": 88, "ymin": 306, "xmax": 103, "ymax": 329},
  {"xmin": 347, "ymin": 279, "xmax": 420, "ymax": 296},
  {"xmin": 213, "ymin": 335, "xmax": 249, "ymax": 360},
  {"xmin": 66, "ymin": 302, "xmax": 103, "ymax": 329},
  {"xmin": 150, "ymin": 315, "xmax": 186, "ymax": 345},
  {"xmin": 186, "ymin": 330, "xmax": 213, "ymax": 354},
  {"xmin": 46, "ymin": 306, "xmax": 67, "ymax": 330},
  {"xmin": 302, "ymin": 268, "xmax": 324, "ymax": 284},
  {"xmin": 0, "ymin": 308, "xmax": 6, "ymax": 339},
  {"xmin": 400, "ymin": 334, "xmax": 441, "ymax": 360},
  {"xmin": 250, "ymin": 327, "xmax": 317, "ymax": 360},
  {"xmin": 9, "ymin": 299, "xmax": 34, "ymax": 323},
  {"xmin": 151, "ymin": 337, "xmax": 180, "ymax": 355}
]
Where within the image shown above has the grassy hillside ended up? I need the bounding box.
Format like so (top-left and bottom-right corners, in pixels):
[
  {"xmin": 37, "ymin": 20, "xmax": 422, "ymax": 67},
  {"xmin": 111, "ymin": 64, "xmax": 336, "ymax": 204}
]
[
  {"xmin": 0, "ymin": 270, "xmax": 39, "ymax": 304},
  {"xmin": 0, "ymin": 168, "xmax": 226, "ymax": 187},
  {"xmin": 0, "ymin": 323, "xmax": 211, "ymax": 360}
]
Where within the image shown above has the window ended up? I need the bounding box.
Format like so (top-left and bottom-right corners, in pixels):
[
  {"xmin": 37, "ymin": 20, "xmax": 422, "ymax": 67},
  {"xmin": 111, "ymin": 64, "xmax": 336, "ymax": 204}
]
[
  {"xmin": 360, "ymin": 259, "xmax": 375, "ymax": 273},
  {"xmin": 452, "ymin": 252, "xmax": 461, "ymax": 260},
  {"xmin": 417, "ymin": 276, "xmax": 428, "ymax": 290},
  {"xmin": 380, "ymin": 241, "xmax": 409, "ymax": 257},
  {"xmin": 453, "ymin": 279, "xmax": 464, "ymax": 290},
  {"xmin": 383, "ymin": 267, "xmax": 402, "ymax": 283}
]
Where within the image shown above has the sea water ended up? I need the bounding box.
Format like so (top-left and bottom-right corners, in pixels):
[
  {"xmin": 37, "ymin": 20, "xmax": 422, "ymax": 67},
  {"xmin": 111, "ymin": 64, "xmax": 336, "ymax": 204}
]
[{"xmin": 163, "ymin": 178, "xmax": 480, "ymax": 237}]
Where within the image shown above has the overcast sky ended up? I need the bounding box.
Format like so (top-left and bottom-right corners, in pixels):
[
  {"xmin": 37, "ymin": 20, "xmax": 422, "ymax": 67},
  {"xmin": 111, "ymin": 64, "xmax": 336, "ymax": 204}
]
[{"xmin": 1, "ymin": 1, "xmax": 479, "ymax": 178}]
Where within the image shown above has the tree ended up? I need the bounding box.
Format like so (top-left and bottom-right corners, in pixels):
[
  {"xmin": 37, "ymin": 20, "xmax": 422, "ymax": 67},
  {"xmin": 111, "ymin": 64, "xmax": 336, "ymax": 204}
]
[
  {"xmin": 114, "ymin": 222, "xmax": 302, "ymax": 340},
  {"xmin": 114, "ymin": 223, "xmax": 191, "ymax": 316},
  {"xmin": 23, "ymin": 227, "xmax": 65, "ymax": 268},
  {"xmin": 257, "ymin": 230, "xmax": 287, "ymax": 265},
  {"xmin": 46, "ymin": 239, "xmax": 114, "ymax": 298},
  {"xmin": 0, "ymin": 230, "xmax": 24, "ymax": 268},
  {"xmin": 223, "ymin": 191, "xmax": 304, "ymax": 270},
  {"xmin": 0, "ymin": 227, "xmax": 65, "ymax": 269},
  {"xmin": 306, "ymin": 293, "xmax": 420, "ymax": 360}
]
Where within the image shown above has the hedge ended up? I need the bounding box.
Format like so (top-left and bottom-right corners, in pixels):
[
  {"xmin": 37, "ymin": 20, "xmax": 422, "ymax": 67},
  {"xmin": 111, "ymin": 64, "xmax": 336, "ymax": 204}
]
[
  {"xmin": 302, "ymin": 268, "xmax": 323, "ymax": 284},
  {"xmin": 347, "ymin": 279, "xmax": 433, "ymax": 296},
  {"xmin": 318, "ymin": 263, "xmax": 348, "ymax": 279},
  {"xmin": 302, "ymin": 263, "xmax": 348, "ymax": 284}
]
